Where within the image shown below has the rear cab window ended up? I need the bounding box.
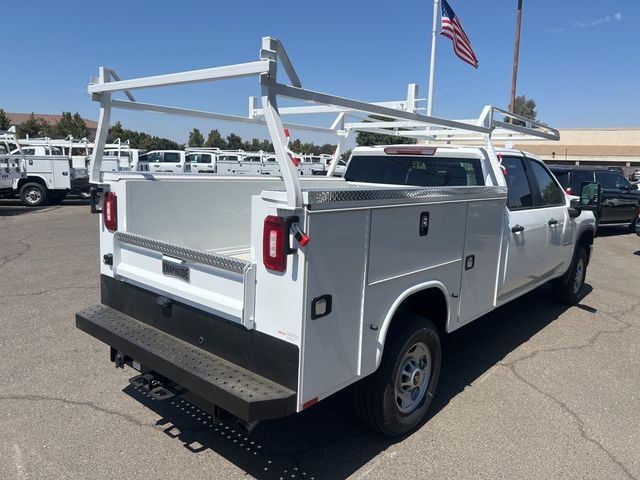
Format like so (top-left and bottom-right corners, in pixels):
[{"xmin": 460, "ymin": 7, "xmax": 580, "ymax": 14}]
[{"xmin": 344, "ymin": 155, "xmax": 484, "ymax": 187}]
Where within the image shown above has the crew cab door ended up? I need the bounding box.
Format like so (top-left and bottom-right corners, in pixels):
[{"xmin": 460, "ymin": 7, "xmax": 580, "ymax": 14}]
[
  {"xmin": 497, "ymin": 155, "xmax": 548, "ymax": 301},
  {"xmin": 527, "ymin": 158, "xmax": 574, "ymax": 275},
  {"xmin": 188, "ymin": 153, "xmax": 216, "ymax": 173}
]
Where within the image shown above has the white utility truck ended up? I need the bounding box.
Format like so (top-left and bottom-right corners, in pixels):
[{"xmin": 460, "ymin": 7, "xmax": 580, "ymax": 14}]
[
  {"xmin": 0, "ymin": 131, "xmax": 26, "ymax": 198},
  {"xmin": 76, "ymin": 38, "xmax": 601, "ymax": 437},
  {"xmin": 9, "ymin": 142, "xmax": 91, "ymax": 206}
]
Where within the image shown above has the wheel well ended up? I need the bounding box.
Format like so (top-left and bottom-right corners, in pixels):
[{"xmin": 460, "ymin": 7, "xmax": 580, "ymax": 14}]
[
  {"xmin": 388, "ymin": 287, "xmax": 448, "ymax": 341},
  {"xmin": 18, "ymin": 177, "xmax": 47, "ymax": 190},
  {"xmin": 577, "ymin": 229, "xmax": 594, "ymax": 264}
]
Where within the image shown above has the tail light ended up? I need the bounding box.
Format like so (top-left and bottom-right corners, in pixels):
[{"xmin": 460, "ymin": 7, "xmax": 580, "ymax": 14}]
[
  {"xmin": 291, "ymin": 156, "xmax": 300, "ymax": 167},
  {"xmin": 103, "ymin": 191, "xmax": 118, "ymax": 232},
  {"xmin": 263, "ymin": 216, "xmax": 287, "ymax": 272},
  {"xmin": 383, "ymin": 146, "xmax": 437, "ymax": 155},
  {"xmin": 565, "ymin": 187, "xmax": 573, "ymax": 195}
]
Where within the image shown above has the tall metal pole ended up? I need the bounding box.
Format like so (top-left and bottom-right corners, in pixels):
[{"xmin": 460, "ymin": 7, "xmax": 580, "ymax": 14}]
[
  {"xmin": 509, "ymin": 0, "xmax": 523, "ymax": 115},
  {"xmin": 426, "ymin": 0, "xmax": 440, "ymax": 116}
]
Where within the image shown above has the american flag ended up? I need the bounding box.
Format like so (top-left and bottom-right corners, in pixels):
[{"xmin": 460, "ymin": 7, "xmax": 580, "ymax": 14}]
[{"xmin": 440, "ymin": 0, "xmax": 479, "ymax": 69}]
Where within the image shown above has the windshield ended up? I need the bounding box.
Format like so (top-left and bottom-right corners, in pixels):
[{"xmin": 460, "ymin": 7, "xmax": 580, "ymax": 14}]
[{"xmin": 345, "ymin": 155, "xmax": 484, "ymax": 187}]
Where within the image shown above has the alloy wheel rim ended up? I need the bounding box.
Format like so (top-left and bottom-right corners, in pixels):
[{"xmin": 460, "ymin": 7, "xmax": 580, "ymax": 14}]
[
  {"xmin": 395, "ymin": 341, "xmax": 431, "ymax": 414},
  {"xmin": 25, "ymin": 187, "xmax": 41, "ymax": 204}
]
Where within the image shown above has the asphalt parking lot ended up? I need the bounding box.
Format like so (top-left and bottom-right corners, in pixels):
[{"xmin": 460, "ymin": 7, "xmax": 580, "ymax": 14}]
[{"xmin": 1, "ymin": 200, "xmax": 639, "ymax": 480}]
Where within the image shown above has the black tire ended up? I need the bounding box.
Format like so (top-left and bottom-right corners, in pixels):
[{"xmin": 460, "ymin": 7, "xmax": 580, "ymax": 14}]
[
  {"xmin": 19, "ymin": 182, "xmax": 47, "ymax": 207},
  {"xmin": 353, "ymin": 315, "xmax": 441, "ymax": 437},
  {"xmin": 629, "ymin": 215, "xmax": 638, "ymax": 233},
  {"xmin": 48, "ymin": 191, "xmax": 68, "ymax": 204},
  {"xmin": 553, "ymin": 246, "xmax": 588, "ymax": 305}
]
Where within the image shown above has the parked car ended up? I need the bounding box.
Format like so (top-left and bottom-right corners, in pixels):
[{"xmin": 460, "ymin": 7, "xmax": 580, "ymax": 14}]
[
  {"xmin": 630, "ymin": 169, "xmax": 640, "ymax": 182},
  {"xmin": 549, "ymin": 166, "xmax": 639, "ymax": 231}
]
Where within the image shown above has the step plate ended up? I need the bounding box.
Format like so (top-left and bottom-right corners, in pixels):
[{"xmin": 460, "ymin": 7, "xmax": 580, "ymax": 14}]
[{"xmin": 76, "ymin": 304, "xmax": 296, "ymax": 421}]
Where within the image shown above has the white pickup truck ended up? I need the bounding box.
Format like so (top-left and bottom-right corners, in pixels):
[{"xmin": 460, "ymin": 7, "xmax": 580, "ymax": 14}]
[{"xmin": 76, "ymin": 38, "xmax": 601, "ymax": 437}]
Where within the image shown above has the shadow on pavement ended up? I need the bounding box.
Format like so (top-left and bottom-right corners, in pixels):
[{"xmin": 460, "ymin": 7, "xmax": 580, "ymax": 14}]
[
  {"xmin": 0, "ymin": 198, "xmax": 90, "ymax": 216},
  {"xmin": 123, "ymin": 283, "xmax": 596, "ymax": 479}
]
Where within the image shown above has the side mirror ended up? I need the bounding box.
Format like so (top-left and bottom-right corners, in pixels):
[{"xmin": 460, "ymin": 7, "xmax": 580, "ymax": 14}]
[
  {"xmin": 631, "ymin": 183, "xmax": 638, "ymax": 191},
  {"xmin": 576, "ymin": 182, "xmax": 602, "ymax": 211}
]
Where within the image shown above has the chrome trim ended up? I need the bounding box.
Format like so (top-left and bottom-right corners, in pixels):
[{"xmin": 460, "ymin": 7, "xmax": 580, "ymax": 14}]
[
  {"xmin": 115, "ymin": 232, "xmax": 250, "ymax": 275},
  {"xmin": 305, "ymin": 186, "xmax": 507, "ymax": 206}
]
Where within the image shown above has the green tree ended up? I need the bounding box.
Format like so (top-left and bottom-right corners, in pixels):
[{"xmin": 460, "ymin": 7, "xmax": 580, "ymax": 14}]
[
  {"xmin": 106, "ymin": 121, "xmax": 180, "ymax": 150},
  {"xmin": 54, "ymin": 112, "xmax": 89, "ymax": 138},
  {"xmin": 356, "ymin": 115, "xmax": 416, "ymax": 146},
  {"xmin": 226, "ymin": 133, "xmax": 243, "ymax": 150},
  {"xmin": 0, "ymin": 109, "xmax": 10, "ymax": 130},
  {"xmin": 319, "ymin": 144, "xmax": 335, "ymax": 155},
  {"xmin": 16, "ymin": 113, "xmax": 52, "ymax": 138},
  {"xmin": 508, "ymin": 95, "xmax": 537, "ymax": 125},
  {"xmin": 188, "ymin": 128, "xmax": 204, "ymax": 147},
  {"xmin": 204, "ymin": 129, "xmax": 226, "ymax": 149}
]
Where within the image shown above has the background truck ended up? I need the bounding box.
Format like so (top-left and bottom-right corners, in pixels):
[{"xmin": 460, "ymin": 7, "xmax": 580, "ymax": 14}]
[
  {"xmin": 76, "ymin": 37, "xmax": 600, "ymax": 437},
  {"xmin": 0, "ymin": 131, "xmax": 26, "ymax": 198},
  {"xmin": 10, "ymin": 144, "xmax": 91, "ymax": 206}
]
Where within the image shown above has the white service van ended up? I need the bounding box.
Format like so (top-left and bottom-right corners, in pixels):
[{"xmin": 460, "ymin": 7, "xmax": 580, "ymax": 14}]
[{"xmin": 77, "ymin": 38, "xmax": 601, "ymax": 437}]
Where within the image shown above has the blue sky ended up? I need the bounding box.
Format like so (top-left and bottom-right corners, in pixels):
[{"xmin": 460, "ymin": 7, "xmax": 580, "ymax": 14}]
[{"xmin": 1, "ymin": 0, "xmax": 638, "ymax": 145}]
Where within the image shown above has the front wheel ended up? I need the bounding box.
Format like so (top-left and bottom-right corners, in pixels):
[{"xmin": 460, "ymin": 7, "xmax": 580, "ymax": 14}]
[
  {"xmin": 553, "ymin": 246, "xmax": 588, "ymax": 305},
  {"xmin": 353, "ymin": 315, "xmax": 441, "ymax": 437}
]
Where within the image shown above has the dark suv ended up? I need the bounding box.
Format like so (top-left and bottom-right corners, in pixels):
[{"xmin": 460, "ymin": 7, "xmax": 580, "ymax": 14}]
[{"xmin": 549, "ymin": 166, "xmax": 639, "ymax": 231}]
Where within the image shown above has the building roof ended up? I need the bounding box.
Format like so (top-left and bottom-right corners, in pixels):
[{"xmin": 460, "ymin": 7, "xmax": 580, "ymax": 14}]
[{"xmin": 7, "ymin": 112, "xmax": 98, "ymax": 129}]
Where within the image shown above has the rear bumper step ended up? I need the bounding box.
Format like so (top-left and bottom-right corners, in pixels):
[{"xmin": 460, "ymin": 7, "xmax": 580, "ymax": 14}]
[{"xmin": 76, "ymin": 305, "xmax": 296, "ymax": 422}]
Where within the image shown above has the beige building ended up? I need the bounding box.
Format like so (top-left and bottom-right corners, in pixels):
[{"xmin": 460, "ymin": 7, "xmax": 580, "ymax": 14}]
[{"xmin": 512, "ymin": 128, "xmax": 640, "ymax": 171}]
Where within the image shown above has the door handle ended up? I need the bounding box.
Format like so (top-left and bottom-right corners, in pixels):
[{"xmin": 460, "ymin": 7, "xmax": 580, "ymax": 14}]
[
  {"xmin": 548, "ymin": 218, "xmax": 558, "ymax": 226},
  {"xmin": 511, "ymin": 225, "xmax": 524, "ymax": 233}
]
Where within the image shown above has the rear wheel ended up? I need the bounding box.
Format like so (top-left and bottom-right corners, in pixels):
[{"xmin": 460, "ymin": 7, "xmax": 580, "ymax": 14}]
[
  {"xmin": 19, "ymin": 182, "xmax": 47, "ymax": 207},
  {"xmin": 353, "ymin": 315, "xmax": 441, "ymax": 437},
  {"xmin": 553, "ymin": 246, "xmax": 588, "ymax": 305}
]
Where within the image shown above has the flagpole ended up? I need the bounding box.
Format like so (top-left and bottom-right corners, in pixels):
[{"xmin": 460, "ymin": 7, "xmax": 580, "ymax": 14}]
[
  {"xmin": 426, "ymin": 0, "xmax": 440, "ymax": 116},
  {"xmin": 509, "ymin": 0, "xmax": 523, "ymax": 116}
]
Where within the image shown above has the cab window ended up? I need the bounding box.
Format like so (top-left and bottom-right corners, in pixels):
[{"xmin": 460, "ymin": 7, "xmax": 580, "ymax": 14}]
[
  {"xmin": 500, "ymin": 156, "xmax": 534, "ymax": 209},
  {"xmin": 164, "ymin": 152, "xmax": 181, "ymax": 163},
  {"xmin": 570, "ymin": 170, "xmax": 594, "ymax": 194},
  {"xmin": 528, "ymin": 160, "xmax": 564, "ymax": 206}
]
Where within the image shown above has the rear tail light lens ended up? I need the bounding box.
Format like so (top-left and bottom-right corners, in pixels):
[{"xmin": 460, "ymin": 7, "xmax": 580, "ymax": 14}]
[
  {"xmin": 103, "ymin": 191, "xmax": 117, "ymax": 232},
  {"xmin": 263, "ymin": 216, "xmax": 286, "ymax": 272},
  {"xmin": 291, "ymin": 156, "xmax": 300, "ymax": 167}
]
